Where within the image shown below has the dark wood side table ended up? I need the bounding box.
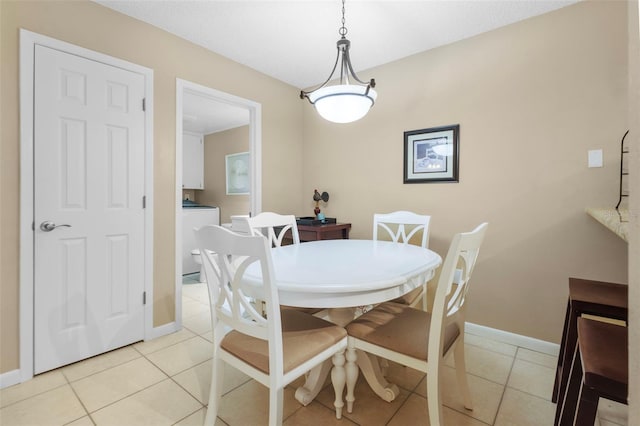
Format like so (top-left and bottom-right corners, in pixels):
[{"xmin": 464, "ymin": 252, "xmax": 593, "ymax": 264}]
[
  {"xmin": 282, "ymin": 222, "xmax": 351, "ymax": 244},
  {"xmin": 297, "ymin": 223, "xmax": 351, "ymax": 242}
]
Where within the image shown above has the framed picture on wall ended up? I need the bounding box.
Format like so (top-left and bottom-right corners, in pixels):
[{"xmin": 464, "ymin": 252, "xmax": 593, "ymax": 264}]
[
  {"xmin": 403, "ymin": 124, "xmax": 459, "ymax": 183},
  {"xmin": 225, "ymin": 152, "xmax": 250, "ymax": 195}
]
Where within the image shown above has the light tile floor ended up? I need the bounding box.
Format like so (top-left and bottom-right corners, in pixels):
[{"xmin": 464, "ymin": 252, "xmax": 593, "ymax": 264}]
[{"xmin": 0, "ymin": 281, "xmax": 628, "ymax": 426}]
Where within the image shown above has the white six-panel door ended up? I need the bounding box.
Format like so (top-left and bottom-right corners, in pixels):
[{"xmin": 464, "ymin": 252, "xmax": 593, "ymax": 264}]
[{"xmin": 34, "ymin": 45, "xmax": 146, "ymax": 373}]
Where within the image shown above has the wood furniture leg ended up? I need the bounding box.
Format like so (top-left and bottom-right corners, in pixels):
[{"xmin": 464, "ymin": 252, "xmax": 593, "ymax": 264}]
[
  {"xmin": 552, "ymin": 299, "xmax": 571, "ymax": 403},
  {"xmin": 574, "ymin": 386, "xmax": 600, "ymax": 425},
  {"xmin": 556, "ymin": 342, "xmax": 582, "ymax": 425}
]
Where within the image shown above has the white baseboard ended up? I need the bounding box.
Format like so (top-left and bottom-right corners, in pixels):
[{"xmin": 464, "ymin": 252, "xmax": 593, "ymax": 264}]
[
  {"xmin": 147, "ymin": 320, "xmax": 180, "ymax": 341},
  {"xmin": 0, "ymin": 369, "xmax": 22, "ymax": 390},
  {"xmin": 465, "ymin": 322, "xmax": 560, "ymax": 356}
]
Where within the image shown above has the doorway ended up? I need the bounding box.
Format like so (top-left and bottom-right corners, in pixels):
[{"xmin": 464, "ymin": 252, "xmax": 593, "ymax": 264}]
[{"xmin": 175, "ymin": 79, "xmax": 262, "ymax": 324}]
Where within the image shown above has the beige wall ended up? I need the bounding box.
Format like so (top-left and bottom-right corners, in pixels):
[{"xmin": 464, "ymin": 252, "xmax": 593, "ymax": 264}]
[
  {"xmin": 199, "ymin": 126, "xmax": 251, "ymax": 223},
  {"xmin": 302, "ymin": 0, "xmax": 629, "ymax": 343},
  {"xmin": 0, "ymin": 0, "xmax": 304, "ymax": 374}
]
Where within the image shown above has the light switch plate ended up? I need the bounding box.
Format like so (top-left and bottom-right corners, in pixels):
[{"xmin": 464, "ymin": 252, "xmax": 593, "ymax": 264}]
[{"xmin": 588, "ymin": 149, "xmax": 603, "ymax": 168}]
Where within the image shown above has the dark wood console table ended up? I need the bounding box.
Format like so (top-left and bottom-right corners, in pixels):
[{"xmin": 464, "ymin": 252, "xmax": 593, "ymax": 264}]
[
  {"xmin": 281, "ymin": 222, "xmax": 352, "ymax": 244},
  {"xmin": 297, "ymin": 223, "xmax": 351, "ymax": 242}
]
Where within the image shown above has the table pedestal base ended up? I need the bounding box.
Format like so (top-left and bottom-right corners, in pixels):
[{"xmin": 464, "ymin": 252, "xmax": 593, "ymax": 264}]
[
  {"xmin": 293, "ymin": 307, "xmax": 403, "ymax": 416},
  {"xmin": 293, "ymin": 348, "xmax": 400, "ymax": 418},
  {"xmin": 352, "ymin": 349, "xmax": 400, "ymax": 405},
  {"xmin": 294, "ymin": 361, "xmax": 333, "ymax": 406}
]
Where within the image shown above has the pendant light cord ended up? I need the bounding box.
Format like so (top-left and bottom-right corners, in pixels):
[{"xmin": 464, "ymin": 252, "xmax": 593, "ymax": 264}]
[{"xmin": 339, "ymin": 0, "xmax": 348, "ymax": 38}]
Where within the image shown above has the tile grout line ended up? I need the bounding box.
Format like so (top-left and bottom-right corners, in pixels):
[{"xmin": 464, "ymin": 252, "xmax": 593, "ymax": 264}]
[
  {"xmin": 489, "ymin": 345, "xmax": 518, "ymax": 426},
  {"xmin": 506, "ymin": 349, "xmax": 557, "ymax": 402},
  {"xmin": 74, "ymin": 351, "xmax": 172, "ymax": 418},
  {"xmin": 169, "ymin": 405, "xmax": 206, "ymax": 426},
  {"xmin": 81, "ymin": 376, "xmax": 173, "ymax": 418},
  {"xmin": 384, "ymin": 389, "xmax": 412, "ymax": 426},
  {"xmin": 163, "ymin": 355, "xmax": 209, "ymax": 407},
  {"xmin": 59, "ymin": 346, "xmax": 145, "ymax": 383},
  {"xmin": 65, "ymin": 380, "xmax": 94, "ymax": 425},
  {"xmin": 0, "ymin": 381, "xmax": 69, "ymax": 411}
]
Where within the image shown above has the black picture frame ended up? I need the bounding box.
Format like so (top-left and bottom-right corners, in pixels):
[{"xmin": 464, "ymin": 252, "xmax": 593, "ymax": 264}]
[{"xmin": 403, "ymin": 124, "xmax": 459, "ymax": 183}]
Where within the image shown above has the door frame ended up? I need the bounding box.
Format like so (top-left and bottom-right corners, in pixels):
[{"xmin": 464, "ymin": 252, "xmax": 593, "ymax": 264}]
[
  {"xmin": 175, "ymin": 79, "xmax": 262, "ymax": 324},
  {"xmin": 19, "ymin": 30, "xmax": 154, "ymax": 382}
]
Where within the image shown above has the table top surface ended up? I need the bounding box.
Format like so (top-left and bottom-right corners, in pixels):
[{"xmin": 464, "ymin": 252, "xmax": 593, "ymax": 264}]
[{"xmin": 243, "ymin": 239, "xmax": 442, "ymax": 308}]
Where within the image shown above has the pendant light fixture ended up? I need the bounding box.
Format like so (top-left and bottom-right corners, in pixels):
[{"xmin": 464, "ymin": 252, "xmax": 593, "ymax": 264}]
[{"xmin": 300, "ymin": 0, "xmax": 377, "ymax": 124}]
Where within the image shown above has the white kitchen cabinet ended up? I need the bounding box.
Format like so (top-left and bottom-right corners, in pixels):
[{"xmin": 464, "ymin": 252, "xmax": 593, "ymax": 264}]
[
  {"xmin": 182, "ymin": 207, "xmax": 219, "ymax": 274},
  {"xmin": 183, "ymin": 131, "xmax": 204, "ymax": 189}
]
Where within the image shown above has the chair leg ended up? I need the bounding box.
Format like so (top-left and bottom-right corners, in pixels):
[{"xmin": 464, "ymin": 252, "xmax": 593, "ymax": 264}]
[
  {"xmin": 204, "ymin": 357, "xmax": 224, "ymax": 426},
  {"xmin": 453, "ymin": 341, "xmax": 473, "ymax": 410},
  {"xmin": 345, "ymin": 343, "xmax": 359, "ymax": 414},
  {"xmin": 552, "ymin": 299, "xmax": 571, "ymax": 403},
  {"xmin": 426, "ymin": 365, "xmax": 444, "ymax": 426},
  {"xmin": 345, "ymin": 346, "xmax": 358, "ymax": 413},
  {"xmin": 331, "ymin": 349, "xmax": 346, "ymax": 419},
  {"xmin": 557, "ymin": 305, "xmax": 579, "ymax": 408},
  {"xmin": 557, "ymin": 343, "xmax": 582, "ymax": 426},
  {"xmin": 268, "ymin": 387, "xmax": 284, "ymax": 426},
  {"xmin": 575, "ymin": 385, "xmax": 599, "ymax": 426},
  {"xmin": 421, "ymin": 285, "xmax": 428, "ymax": 312}
]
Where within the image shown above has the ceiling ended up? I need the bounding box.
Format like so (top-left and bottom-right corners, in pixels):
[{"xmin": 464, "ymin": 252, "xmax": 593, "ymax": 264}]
[
  {"xmin": 95, "ymin": 0, "xmax": 580, "ymax": 133},
  {"xmin": 182, "ymin": 91, "xmax": 249, "ymax": 134}
]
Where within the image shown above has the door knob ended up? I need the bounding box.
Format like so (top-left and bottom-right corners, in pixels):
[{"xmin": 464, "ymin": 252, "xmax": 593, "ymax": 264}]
[{"xmin": 40, "ymin": 221, "xmax": 71, "ymax": 232}]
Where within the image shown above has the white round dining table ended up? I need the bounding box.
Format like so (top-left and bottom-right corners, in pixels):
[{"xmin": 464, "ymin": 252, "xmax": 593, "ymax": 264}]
[
  {"xmin": 242, "ymin": 238, "xmax": 442, "ymax": 410},
  {"xmin": 243, "ymin": 239, "xmax": 442, "ymax": 309}
]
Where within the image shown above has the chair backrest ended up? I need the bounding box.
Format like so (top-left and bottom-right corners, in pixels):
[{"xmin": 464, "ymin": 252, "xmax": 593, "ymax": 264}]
[
  {"xmin": 373, "ymin": 211, "xmax": 431, "ymax": 248},
  {"xmin": 196, "ymin": 225, "xmax": 283, "ymax": 364},
  {"xmin": 429, "ymin": 223, "xmax": 488, "ymax": 360},
  {"xmin": 245, "ymin": 212, "xmax": 300, "ymax": 247}
]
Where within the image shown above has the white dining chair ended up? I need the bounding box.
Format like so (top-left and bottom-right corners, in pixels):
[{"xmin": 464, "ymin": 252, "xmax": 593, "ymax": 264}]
[
  {"xmin": 343, "ymin": 222, "xmax": 488, "ymax": 426},
  {"xmin": 196, "ymin": 225, "xmax": 348, "ymax": 425},
  {"xmin": 373, "ymin": 211, "xmax": 431, "ymax": 309},
  {"xmin": 245, "ymin": 212, "xmax": 300, "ymax": 247},
  {"xmin": 245, "ymin": 212, "xmax": 324, "ymax": 316}
]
